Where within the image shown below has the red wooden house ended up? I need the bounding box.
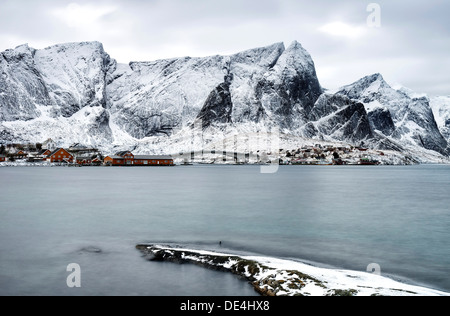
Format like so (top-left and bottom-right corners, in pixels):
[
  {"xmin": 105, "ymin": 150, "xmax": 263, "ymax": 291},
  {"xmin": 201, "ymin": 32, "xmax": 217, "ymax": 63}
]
[
  {"xmin": 104, "ymin": 151, "xmax": 134, "ymax": 166},
  {"xmin": 104, "ymin": 151, "xmax": 174, "ymax": 166},
  {"xmin": 13, "ymin": 150, "xmax": 28, "ymax": 159},
  {"xmin": 47, "ymin": 148, "xmax": 74, "ymax": 163},
  {"xmin": 134, "ymin": 155, "xmax": 174, "ymax": 166}
]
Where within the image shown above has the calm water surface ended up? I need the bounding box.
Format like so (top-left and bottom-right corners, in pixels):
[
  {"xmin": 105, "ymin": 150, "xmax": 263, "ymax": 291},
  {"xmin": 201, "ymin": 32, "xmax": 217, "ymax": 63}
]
[{"xmin": 0, "ymin": 165, "xmax": 449, "ymax": 295}]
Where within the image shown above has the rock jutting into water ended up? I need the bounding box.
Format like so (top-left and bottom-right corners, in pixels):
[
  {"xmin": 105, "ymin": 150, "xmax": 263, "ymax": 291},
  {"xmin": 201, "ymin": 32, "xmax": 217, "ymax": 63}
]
[{"xmin": 136, "ymin": 244, "xmax": 450, "ymax": 297}]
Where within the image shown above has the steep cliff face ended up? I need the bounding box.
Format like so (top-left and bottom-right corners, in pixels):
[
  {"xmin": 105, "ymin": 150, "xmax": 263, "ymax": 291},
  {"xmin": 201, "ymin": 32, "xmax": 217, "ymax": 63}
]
[
  {"xmin": 33, "ymin": 41, "xmax": 116, "ymax": 118},
  {"xmin": 196, "ymin": 82, "xmax": 233, "ymax": 129},
  {"xmin": 0, "ymin": 44, "xmax": 50, "ymax": 122},
  {"xmin": 431, "ymin": 96, "xmax": 450, "ymax": 144},
  {"xmin": 303, "ymin": 93, "xmax": 373, "ymax": 144},
  {"xmin": 337, "ymin": 74, "xmax": 448, "ymax": 155},
  {"xmin": 253, "ymin": 41, "xmax": 323, "ymax": 130},
  {"xmin": 367, "ymin": 107, "xmax": 395, "ymax": 136},
  {"xmin": 0, "ymin": 42, "xmax": 114, "ymax": 147}
]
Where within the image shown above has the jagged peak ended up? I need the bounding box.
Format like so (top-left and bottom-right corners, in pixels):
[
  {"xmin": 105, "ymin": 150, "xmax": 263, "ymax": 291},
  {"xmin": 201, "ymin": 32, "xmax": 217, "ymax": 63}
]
[
  {"xmin": 367, "ymin": 73, "xmax": 384, "ymax": 81},
  {"xmin": 233, "ymin": 42, "xmax": 285, "ymax": 56},
  {"xmin": 36, "ymin": 41, "xmax": 108, "ymax": 59},
  {"xmin": 42, "ymin": 41, "xmax": 104, "ymax": 50},
  {"xmin": 338, "ymin": 73, "xmax": 391, "ymax": 97},
  {"xmin": 356, "ymin": 73, "xmax": 388, "ymax": 88},
  {"xmin": 274, "ymin": 40, "xmax": 316, "ymax": 72},
  {"xmin": 14, "ymin": 43, "xmax": 32, "ymax": 51},
  {"xmin": 287, "ymin": 40, "xmax": 304, "ymax": 50},
  {"xmin": 253, "ymin": 41, "xmax": 319, "ymax": 99},
  {"xmin": 229, "ymin": 42, "xmax": 286, "ymax": 69},
  {"xmin": 1, "ymin": 43, "xmax": 36, "ymax": 63}
]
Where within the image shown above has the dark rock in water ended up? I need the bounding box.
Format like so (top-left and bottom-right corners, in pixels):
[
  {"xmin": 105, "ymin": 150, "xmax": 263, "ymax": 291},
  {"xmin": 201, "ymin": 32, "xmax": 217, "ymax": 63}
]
[
  {"xmin": 135, "ymin": 244, "xmax": 442, "ymax": 296},
  {"xmin": 136, "ymin": 244, "xmax": 324, "ymax": 297},
  {"xmin": 79, "ymin": 246, "xmax": 102, "ymax": 254}
]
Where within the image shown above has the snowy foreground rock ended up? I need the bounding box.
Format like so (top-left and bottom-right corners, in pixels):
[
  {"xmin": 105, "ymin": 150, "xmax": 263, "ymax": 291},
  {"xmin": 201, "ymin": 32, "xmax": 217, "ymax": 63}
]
[
  {"xmin": 1, "ymin": 41, "xmax": 449, "ymax": 162},
  {"xmin": 137, "ymin": 245, "xmax": 449, "ymax": 297}
]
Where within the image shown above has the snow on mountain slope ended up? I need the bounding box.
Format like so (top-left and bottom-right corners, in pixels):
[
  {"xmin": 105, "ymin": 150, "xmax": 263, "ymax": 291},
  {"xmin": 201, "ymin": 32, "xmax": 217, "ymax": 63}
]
[
  {"xmin": 301, "ymin": 93, "xmax": 373, "ymax": 144},
  {"xmin": 105, "ymin": 41, "xmax": 322, "ymax": 141},
  {"xmin": 0, "ymin": 42, "xmax": 114, "ymax": 148},
  {"xmin": 337, "ymin": 74, "xmax": 448, "ymax": 156},
  {"xmin": 253, "ymin": 41, "xmax": 323, "ymax": 131},
  {"xmin": 2, "ymin": 104, "xmax": 113, "ymax": 148},
  {"xmin": 34, "ymin": 41, "xmax": 115, "ymax": 118},
  {"xmin": 0, "ymin": 44, "xmax": 49, "ymax": 122},
  {"xmin": 431, "ymin": 96, "xmax": 450, "ymax": 142}
]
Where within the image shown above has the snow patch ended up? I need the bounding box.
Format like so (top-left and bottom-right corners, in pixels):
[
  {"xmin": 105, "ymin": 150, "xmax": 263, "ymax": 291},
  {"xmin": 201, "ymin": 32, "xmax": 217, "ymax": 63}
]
[{"xmin": 137, "ymin": 245, "xmax": 450, "ymax": 297}]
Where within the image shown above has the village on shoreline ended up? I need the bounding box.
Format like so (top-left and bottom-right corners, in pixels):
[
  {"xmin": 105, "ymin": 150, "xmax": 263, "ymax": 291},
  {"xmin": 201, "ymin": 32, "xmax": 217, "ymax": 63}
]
[{"xmin": 0, "ymin": 137, "xmax": 425, "ymax": 167}]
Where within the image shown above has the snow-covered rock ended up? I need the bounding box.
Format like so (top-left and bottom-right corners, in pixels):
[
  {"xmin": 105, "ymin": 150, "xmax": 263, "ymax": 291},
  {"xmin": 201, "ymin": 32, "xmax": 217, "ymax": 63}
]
[
  {"xmin": 430, "ymin": 96, "xmax": 450, "ymax": 144},
  {"xmin": 0, "ymin": 44, "xmax": 49, "ymax": 122},
  {"xmin": 0, "ymin": 42, "xmax": 114, "ymax": 148},
  {"xmin": 137, "ymin": 244, "xmax": 450, "ymax": 297},
  {"xmin": 303, "ymin": 93, "xmax": 373, "ymax": 144},
  {"xmin": 34, "ymin": 41, "xmax": 115, "ymax": 118},
  {"xmin": 252, "ymin": 41, "xmax": 323, "ymax": 131},
  {"xmin": 337, "ymin": 74, "xmax": 448, "ymax": 156}
]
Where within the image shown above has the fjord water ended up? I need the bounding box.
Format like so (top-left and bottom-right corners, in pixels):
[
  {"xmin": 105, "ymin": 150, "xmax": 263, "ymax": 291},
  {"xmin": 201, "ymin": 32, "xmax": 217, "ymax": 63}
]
[{"xmin": 0, "ymin": 165, "xmax": 449, "ymax": 295}]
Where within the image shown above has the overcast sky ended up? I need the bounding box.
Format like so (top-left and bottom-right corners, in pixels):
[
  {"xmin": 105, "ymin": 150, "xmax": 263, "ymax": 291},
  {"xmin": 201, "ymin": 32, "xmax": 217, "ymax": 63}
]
[{"xmin": 1, "ymin": 0, "xmax": 449, "ymax": 96}]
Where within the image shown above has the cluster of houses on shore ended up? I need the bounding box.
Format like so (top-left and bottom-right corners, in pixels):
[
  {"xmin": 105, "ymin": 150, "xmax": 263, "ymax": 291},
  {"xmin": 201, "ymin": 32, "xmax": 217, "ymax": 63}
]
[
  {"xmin": 280, "ymin": 144, "xmax": 384, "ymax": 165},
  {"xmin": 1, "ymin": 139, "xmax": 391, "ymax": 167},
  {"xmin": 0, "ymin": 139, "xmax": 174, "ymax": 167}
]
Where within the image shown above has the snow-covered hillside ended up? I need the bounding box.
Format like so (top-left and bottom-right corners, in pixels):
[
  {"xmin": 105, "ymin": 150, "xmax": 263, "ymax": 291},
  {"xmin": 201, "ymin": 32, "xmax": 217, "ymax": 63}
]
[
  {"xmin": 431, "ymin": 96, "xmax": 450, "ymax": 144},
  {"xmin": 0, "ymin": 41, "xmax": 448, "ymax": 161},
  {"xmin": 337, "ymin": 74, "xmax": 448, "ymax": 156}
]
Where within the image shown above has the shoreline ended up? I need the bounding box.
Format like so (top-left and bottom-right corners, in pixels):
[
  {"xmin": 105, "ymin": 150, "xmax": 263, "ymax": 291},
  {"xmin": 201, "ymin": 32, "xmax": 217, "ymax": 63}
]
[
  {"xmin": 136, "ymin": 244, "xmax": 450, "ymax": 297},
  {"xmin": 2, "ymin": 161, "xmax": 450, "ymax": 168}
]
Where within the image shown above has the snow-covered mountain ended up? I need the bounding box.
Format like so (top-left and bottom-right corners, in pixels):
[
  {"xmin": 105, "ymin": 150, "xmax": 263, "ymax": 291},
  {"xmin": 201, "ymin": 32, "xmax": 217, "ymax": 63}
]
[
  {"xmin": 0, "ymin": 42, "xmax": 114, "ymax": 145},
  {"xmin": 0, "ymin": 41, "xmax": 448, "ymax": 160},
  {"xmin": 431, "ymin": 96, "xmax": 450, "ymax": 144},
  {"xmin": 337, "ymin": 74, "xmax": 448, "ymax": 156}
]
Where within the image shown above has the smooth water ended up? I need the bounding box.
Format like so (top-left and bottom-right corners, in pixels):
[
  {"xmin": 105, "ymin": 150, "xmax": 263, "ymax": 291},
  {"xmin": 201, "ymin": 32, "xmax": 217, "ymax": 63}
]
[{"xmin": 0, "ymin": 165, "xmax": 449, "ymax": 295}]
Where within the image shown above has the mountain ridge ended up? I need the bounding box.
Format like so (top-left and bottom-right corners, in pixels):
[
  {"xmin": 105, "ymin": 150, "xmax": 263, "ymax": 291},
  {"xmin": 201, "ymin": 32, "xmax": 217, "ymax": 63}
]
[{"xmin": 0, "ymin": 40, "xmax": 448, "ymax": 161}]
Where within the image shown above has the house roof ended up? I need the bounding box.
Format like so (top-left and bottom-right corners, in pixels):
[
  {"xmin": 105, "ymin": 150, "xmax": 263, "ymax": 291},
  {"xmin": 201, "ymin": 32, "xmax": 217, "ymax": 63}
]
[
  {"xmin": 37, "ymin": 149, "xmax": 52, "ymax": 155},
  {"xmin": 106, "ymin": 155, "xmax": 125, "ymax": 160},
  {"xmin": 69, "ymin": 143, "xmax": 87, "ymax": 149},
  {"xmin": 134, "ymin": 155, "xmax": 173, "ymax": 160},
  {"xmin": 48, "ymin": 148, "xmax": 72, "ymax": 157},
  {"xmin": 116, "ymin": 151, "xmax": 133, "ymax": 157},
  {"xmin": 106, "ymin": 155, "xmax": 173, "ymax": 160}
]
